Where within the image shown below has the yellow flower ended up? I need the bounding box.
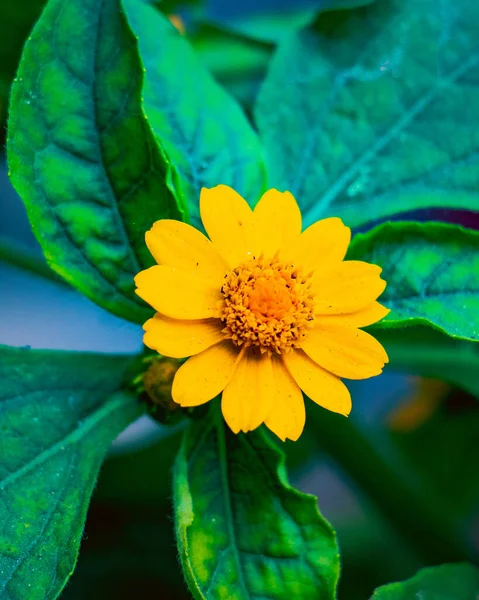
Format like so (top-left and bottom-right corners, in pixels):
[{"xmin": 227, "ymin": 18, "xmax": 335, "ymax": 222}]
[{"xmin": 135, "ymin": 185, "xmax": 389, "ymax": 441}]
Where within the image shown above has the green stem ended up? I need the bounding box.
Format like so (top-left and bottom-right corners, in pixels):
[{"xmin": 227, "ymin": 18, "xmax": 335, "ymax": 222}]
[
  {"xmin": 0, "ymin": 236, "xmax": 68, "ymax": 286},
  {"xmin": 308, "ymin": 407, "xmax": 472, "ymax": 564}
]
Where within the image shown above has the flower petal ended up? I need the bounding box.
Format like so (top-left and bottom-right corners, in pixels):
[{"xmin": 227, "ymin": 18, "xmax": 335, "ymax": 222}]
[
  {"xmin": 135, "ymin": 265, "xmax": 222, "ymax": 319},
  {"xmin": 313, "ymin": 261, "xmax": 386, "ymax": 314},
  {"xmin": 222, "ymin": 349, "xmax": 275, "ymax": 434},
  {"xmin": 302, "ymin": 325, "xmax": 389, "ymax": 380},
  {"xmin": 283, "ymin": 349, "xmax": 352, "ymax": 416},
  {"xmin": 285, "ymin": 217, "xmax": 350, "ymax": 274},
  {"xmin": 143, "ymin": 314, "xmax": 224, "ymax": 358},
  {"xmin": 253, "ymin": 189, "xmax": 302, "ymax": 258},
  {"xmin": 264, "ymin": 356, "xmax": 305, "ymax": 442},
  {"xmin": 314, "ymin": 302, "xmax": 390, "ymax": 328},
  {"xmin": 172, "ymin": 341, "xmax": 240, "ymax": 407},
  {"xmin": 200, "ymin": 185, "xmax": 255, "ymax": 267},
  {"xmin": 145, "ymin": 219, "xmax": 228, "ymax": 283}
]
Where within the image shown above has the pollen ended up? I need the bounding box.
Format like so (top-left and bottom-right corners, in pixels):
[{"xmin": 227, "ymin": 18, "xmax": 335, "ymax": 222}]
[{"xmin": 220, "ymin": 256, "xmax": 315, "ymax": 354}]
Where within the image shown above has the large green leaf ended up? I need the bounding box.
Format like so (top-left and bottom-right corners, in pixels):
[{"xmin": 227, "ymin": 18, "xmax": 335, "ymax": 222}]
[
  {"xmin": 0, "ymin": 345, "xmax": 141, "ymax": 599},
  {"xmin": 348, "ymin": 222, "xmax": 479, "ymax": 341},
  {"xmin": 174, "ymin": 403, "xmax": 339, "ymax": 600},
  {"xmin": 256, "ymin": 0, "xmax": 479, "ymax": 228},
  {"xmin": 371, "ymin": 563, "xmax": 479, "ymax": 599},
  {"xmin": 7, "ymin": 0, "xmax": 184, "ymax": 324},
  {"xmin": 123, "ymin": 0, "xmax": 266, "ymax": 228},
  {"xmin": 377, "ymin": 326, "xmax": 479, "ymax": 398}
]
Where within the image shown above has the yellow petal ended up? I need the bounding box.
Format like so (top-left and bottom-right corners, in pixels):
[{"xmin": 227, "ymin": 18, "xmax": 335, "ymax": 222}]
[
  {"xmin": 314, "ymin": 302, "xmax": 390, "ymax": 328},
  {"xmin": 145, "ymin": 220, "xmax": 228, "ymax": 283},
  {"xmin": 200, "ymin": 185, "xmax": 255, "ymax": 267},
  {"xmin": 302, "ymin": 325, "xmax": 389, "ymax": 380},
  {"xmin": 222, "ymin": 350, "xmax": 275, "ymax": 434},
  {"xmin": 135, "ymin": 265, "xmax": 222, "ymax": 319},
  {"xmin": 313, "ymin": 261, "xmax": 386, "ymax": 314},
  {"xmin": 264, "ymin": 356, "xmax": 305, "ymax": 442},
  {"xmin": 283, "ymin": 349, "xmax": 352, "ymax": 416},
  {"xmin": 143, "ymin": 314, "xmax": 224, "ymax": 358},
  {"xmin": 172, "ymin": 341, "xmax": 240, "ymax": 407},
  {"xmin": 285, "ymin": 217, "xmax": 350, "ymax": 274},
  {"xmin": 253, "ymin": 189, "xmax": 301, "ymax": 258}
]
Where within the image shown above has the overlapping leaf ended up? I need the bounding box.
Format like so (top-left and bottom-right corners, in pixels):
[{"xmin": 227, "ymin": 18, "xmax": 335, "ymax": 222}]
[
  {"xmin": 7, "ymin": 0, "xmax": 184, "ymax": 324},
  {"xmin": 123, "ymin": 0, "xmax": 266, "ymax": 227},
  {"xmin": 256, "ymin": 0, "xmax": 479, "ymax": 227},
  {"xmin": 0, "ymin": 345, "xmax": 141, "ymax": 599},
  {"xmin": 371, "ymin": 563, "xmax": 479, "ymax": 599},
  {"xmin": 174, "ymin": 404, "xmax": 339, "ymax": 600},
  {"xmin": 349, "ymin": 222, "xmax": 479, "ymax": 341}
]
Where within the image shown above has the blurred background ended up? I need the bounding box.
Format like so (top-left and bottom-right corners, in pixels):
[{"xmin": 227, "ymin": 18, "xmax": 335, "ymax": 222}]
[{"xmin": 1, "ymin": 0, "xmax": 479, "ymax": 598}]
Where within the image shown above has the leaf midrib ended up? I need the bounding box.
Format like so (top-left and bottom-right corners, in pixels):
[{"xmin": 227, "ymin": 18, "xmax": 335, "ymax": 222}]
[
  {"xmin": 29, "ymin": 0, "xmax": 147, "ymax": 313},
  {"xmin": 214, "ymin": 407, "xmax": 251, "ymax": 599},
  {"xmin": 92, "ymin": 0, "xmax": 143, "ymax": 274},
  {"xmin": 312, "ymin": 53, "xmax": 479, "ymax": 220}
]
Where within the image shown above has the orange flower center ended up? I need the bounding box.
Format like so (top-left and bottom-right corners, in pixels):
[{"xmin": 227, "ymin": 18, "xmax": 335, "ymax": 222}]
[{"xmin": 220, "ymin": 256, "xmax": 315, "ymax": 354}]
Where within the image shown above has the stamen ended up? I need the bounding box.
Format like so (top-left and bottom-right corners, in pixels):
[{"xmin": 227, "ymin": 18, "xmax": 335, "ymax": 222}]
[{"xmin": 220, "ymin": 256, "xmax": 315, "ymax": 354}]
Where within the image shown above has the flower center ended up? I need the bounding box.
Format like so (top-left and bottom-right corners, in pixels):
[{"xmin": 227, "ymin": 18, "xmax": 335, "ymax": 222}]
[{"xmin": 220, "ymin": 256, "xmax": 315, "ymax": 354}]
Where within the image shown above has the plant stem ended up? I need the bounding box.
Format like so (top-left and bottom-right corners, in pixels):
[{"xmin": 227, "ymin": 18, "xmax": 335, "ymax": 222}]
[
  {"xmin": 308, "ymin": 406, "xmax": 473, "ymax": 564},
  {"xmin": 0, "ymin": 236, "xmax": 68, "ymax": 286}
]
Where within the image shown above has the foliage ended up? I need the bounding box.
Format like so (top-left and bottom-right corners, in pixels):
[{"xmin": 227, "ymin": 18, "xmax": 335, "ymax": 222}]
[
  {"xmin": 174, "ymin": 403, "xmax": 340, "ymax": 600},
  {"xmin": 256, "ymin": 0, "xmax": 479, "ymax": 229},
  {"xmin": 123, "ymin": 0, "xmax": 266, "ymax": 229},
  {"xmin": 371, "ymin": 563, "xmax": 479, "ymax": 599},
  {"xmin": 0, "ymin": 346, "xmax": 140, "ymax": 599},
  {"xmin": 349, "ymin": 222, "xmax": 479, "ymax": 340},
  {"xmin": 3, "ymin": 0, "xmax": 479, "ymax": 598},
  {"xmin": 7, "ymin": 0, "xmax": 184, "ymax": 323}
]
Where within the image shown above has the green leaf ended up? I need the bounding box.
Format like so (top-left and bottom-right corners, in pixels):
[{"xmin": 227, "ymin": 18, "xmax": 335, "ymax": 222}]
[
  {"xmin": 371, "ymin": 563, "xmax": 479, "ymax": 599},
  {"xmin": 7, "ymin": 0, "xmax": 184, "ymax": 324},
  {"xmin": 174, "ymin": 403, "xmax": 339, "ymax": 600},
  {"xmin": 376, "ymin": 326, "xmax": 479, "ymax": 398},
  {"xmin": 0, "ymin": 345, "xmax": 141, "ymax": 599},
  {"xmin": 348, "ymin": 222, "xmax": 479, "ymax": 341},
  {"xmin": 123, "ymin": 0, "xmax": 266, "ymax": 228},
  {"xmin": 256, "ymin": 0, "xmax": 479, "ymax": 227}
]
